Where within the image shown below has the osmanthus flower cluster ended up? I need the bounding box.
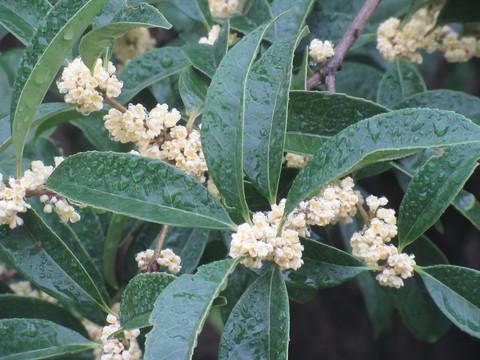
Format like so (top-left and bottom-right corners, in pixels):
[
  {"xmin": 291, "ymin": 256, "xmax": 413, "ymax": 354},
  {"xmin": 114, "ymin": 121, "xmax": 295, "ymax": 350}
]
[
  {"xmin": 377, "ymin": 1, "xmax": 480, "ymax": 63},
  {"xmin": 57, "ymin": 58, "xmax": 123, "ymax": 115},
  {"xmin": 229, "ymin": 177, "xmax": 362, "ymax": 270},
  {"xmin": 350, "ymin": 195, "xmax": 416, "ymax": 288},
  {"xmin": 284, "ymin": 152, "xmax": 309, "ymax": 168},
  {"xmin": 114, "ymin": 28, "xmax": 156, "ymax": 69},
  {"xmin": 135, "ymin": 248, "xmax": 182, "ymax": 274},
  {"xmin": 0, "ymin": 158, "xmax": 81, "ymax": 229},
  {"xmin": 198, "ymin": 24, "xmax": 239, "ymax": 46},
  {"xmin": 309, "ymin": 38, "xmax": 335, "ymax": 63},
  {"xmin": 208, "ymin": 0, "xmax": 245, "ymax": 18}
]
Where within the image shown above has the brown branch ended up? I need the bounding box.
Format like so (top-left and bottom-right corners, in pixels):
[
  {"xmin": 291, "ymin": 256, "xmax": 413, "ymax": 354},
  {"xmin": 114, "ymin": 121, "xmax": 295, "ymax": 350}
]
[
  {"xmin": 104, "ymin": 95, "xmax": 127, "ymax": 113},
  {"xmin": 356, "ymin": 203, "xmax": 371, "ymax": 227},
  {"xmin": 306, "ymin": 0, "xmax": 382, "ymax": 91},
  {"xmin": 148, "ymin": 225, "xmax": 170, "ymax": 272}
]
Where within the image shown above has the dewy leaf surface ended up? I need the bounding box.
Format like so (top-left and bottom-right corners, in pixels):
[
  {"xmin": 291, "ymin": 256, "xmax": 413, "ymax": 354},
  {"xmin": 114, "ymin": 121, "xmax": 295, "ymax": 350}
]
[
  {"xmin": 284, "ymin": 109, "xmax": 480, "ymax": 216},
  {"xmin": 10, "ymin": 0, "xmax": 109, "ymax": 171},
  {"xmin": 398, "ymin": 143, "xmax": 480, "ymax": 249},
  {"xmin": 418, "ymin": 265, "xmax": 480, "ymax": 338},
  {"xmin": 120, "ymin": 273, "xmax": 176, "ymax": 331},
  {"xmin": 0, "ymin": 0, "xmax": 51, "ymax": 45},
  {"xmin": 79, "ymin": 3, "xmax": 171, "ymax": 72},
  {"xmin": 171, "ymin": 0, "xmax": 212, "ymax": 27},
  {"xmin": 244, "ymin": 29, "xmax": 307, "ymax": 203},
  {"xmin": 270, "ymin": 0, "xmax": 315, "ymax": 39},
  {"xmin": 219, "ymin": 266, "xmax": 289, "ymax": 360},
  {"xmin": 377, "ymin": 58, "xmax": 426, "ymax": 108},
  {"xmin": 202, "ymin": 21, "xmax": 274, "ymax": 222},
  {"xmin": 0, "ymin": 210, "xmax": 108, "ymax": 311},
  {"xmin": 117, "ymin": 47, "xmax": 189, "ymax": 104},
  {"xmin": 46, "ymin": 152, "xmax": 236, "ymax": 230},
  {"xmin": 179, "ymin": 67, "xmax": 209, "ymax": 114},
  {"xmin": 0, "ymin": 318, "xmax": 98, "ymax": 360},
  {"xmin": 145, "ymin": 258, "xmax": 240, "ymax": 360}
]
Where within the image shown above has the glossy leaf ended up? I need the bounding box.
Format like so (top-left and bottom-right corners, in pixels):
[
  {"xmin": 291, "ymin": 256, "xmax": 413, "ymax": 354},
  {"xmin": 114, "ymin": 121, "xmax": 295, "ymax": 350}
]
[
  {"xmin": 284, "ymin": 109, "xmax": 480, "ymax": 216},
  {"xmin": 0, "ymin": 48, "xmax": 24, "ymax": 87},
  {"xmin": 393, "ymin": 89, "xmax": 480, "ymax": 120},
  {"xmin": 283, "ymin": 238, "xmax": 368, "ymax": 290},
  {"xmin": 219, "ymin": 266, "xmax": 289, "ymax": 360},
  {"xmin": 0, "ymin": 0, "xmax": 51, "ymax": 45},
  {"xmin": 202, "ymin": 21, "xmax": 274, "ymax": 222},
  {"xmin": 230, "ymin": 0, "xmax": 273, "ymax": 33},
  {"xmin": 10, "ymin": 0, "xmax": 110, "ymax": 172},
  {"xmin": 398, "ymin": 144, "xmax": 480, "ymax": 249},
  {"xmin": 377, "ymin": 58, "xmax": 426, "ymax": 108},
  {"xmin": 417, "ymin": 265, "xmax": 480, "ymax": 337},
  {"xmin": 171, "ymin": 0, "xmax": 212, "ymax": 27},
  {"xmin": 0, "ymin": 294, "xmax": 87, "ymax": 336},
  {"xmin": 436, "ymin": 0, "xmax": 480, "ymax": 25},
  {"xmin": 244, "ymin": 29, "xmax": 307, "ymax": 203},
  {"xmin": 0, "ymin": 210, "xmax": 109, "ymax": 311},
  {"xmin": 179, "ymin": 67, "xmax": 209, "ymax": 114},
  {"xmin": 270, "ymin": 0, "xmax": 315, "ymax": 39},
  {"xmin": 0, "ymin": 318, "xmax": 98, "ymax": 360},
  {"xmin": 103, "ymin": 214, "xmax": 127, "ymax": 288},
  {"xmin": 117, "ymin": 47, "xmax": 190, "ymax": 104},
  {"xmin": 335, "ymin": 62, "xmax": 384, "ymax": 101},
  {"xmin": 46, "ymin": 152, "xmax": 236, "ymax": 230},
  {"xmin": 181, "ymin": 20, "xmax": 230, "ymax": 78},
  {"xmin": 145, "ymin": 258, "xmax": 240, "ymax": 360},
  {"xmin": 79, "ymin": 3, "xmax": 171, "ymax": 72},
  {"xmin": 92, "ymin": 0, "xmax": 124, "ymax": 27},
  {"xmin": 120, "ymin": 273, "xmax": 176, "ymax": 330},
  {"xmin": 286, "ymin": 91, "xmax": 388, "ymax": 155}
]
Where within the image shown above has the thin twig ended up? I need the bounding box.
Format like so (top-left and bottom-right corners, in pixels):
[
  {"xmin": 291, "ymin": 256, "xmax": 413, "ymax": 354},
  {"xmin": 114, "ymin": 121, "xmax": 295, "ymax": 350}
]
[
  {"xmin": 104, "ymin": 95, "xmax": 127, "ymax": 113},
  {"xmin": 148, "ymin": 225, "xmax": 170, "ymax": 272},
  {"xmin": 306, "ymin": 0, "xmax": 382, "ymax": 91},
  {"xmin": 356, "ymin": 203, "xmax": 371, "ymax": 227}
]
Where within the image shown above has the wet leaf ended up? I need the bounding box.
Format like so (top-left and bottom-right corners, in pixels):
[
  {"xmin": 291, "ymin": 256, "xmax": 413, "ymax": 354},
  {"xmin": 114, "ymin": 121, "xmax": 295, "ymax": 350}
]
[
  {"xmin": 0, "ymin": 318, "xmax": 98, "ymax": 359},
  {"xmin": 103, "ymin": 214, "xmax": 127, "ymax": 289},
  {"xmin": 179, "ymin": 67, "xmax": 209, "ymax": 114},
  {"xmin": 79, "ymin": 3, "xmax": 171, "ymax": 72},
  {"xmin": 270, "ymin": 0, "xmax": 315, "ymax": 39},
  {"xmin": 335, "ymin": 62, "xmax": 384, "ymax": 101},
  {"xmin": 117, "ymin": 47, "xmax": 190, "ymax": 104},
  {"xmin": 284, "ymin": 109, "xmax": 480, "ymax": 216},
  {"xmin": 244, "ymin": 28, "xmax": 308, "ymax": 203},
  {"xmin": 10, "ymin": 0, "xmax": 110, "ymax": 172},
  {"xmin": 171, "ymin": 0, "xmax": 212, "ymax": 28},
  {"xmin": 377, "ymin": 58, "xmax": 426, "ymax": 108},
  {"xmin": 219, "ymin": 266, "xmax": 289, "ymax": 360},
  {"xmin": 120, "ymin": 273, "xmax": 176, "ymax": 331},
  {"xmin": 145, "ymin": 258, "xmax": 240, "ymax": 360},
  {"xmin": 230, "ymin": 0, "xmax": 273, "ymax": 33},
  {"xmin": 417, "ymin": 264, "xmax": 480, "ymax": 338},
  {"xmin": 46, "ymin": 152, "xmax": 236, "ymax": 230},
  {"xmin": 0, "ymin": 0, "xmax": 51, "ymax": 45},
  {"xmin": 399, "ymin": 144, "xmax": 480, "ymax": 249},
  {"xmin": 202, "ymin": 20, "xmax": 275, "ymax": 222}
]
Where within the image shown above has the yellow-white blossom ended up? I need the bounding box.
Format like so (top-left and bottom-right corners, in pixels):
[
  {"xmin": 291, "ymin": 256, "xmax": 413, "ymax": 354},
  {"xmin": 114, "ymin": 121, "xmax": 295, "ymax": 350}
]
[
  {"xmin": 309, "ymin": 39, "xmax": 335, "ymax": 63},
  {"xmin": 114, "ymin": 28, "xmax": 156, "ymax": 67},
  {"xmin": 135, "ymin": 248, "xmax": 182, "ymax": 274},
  {"xmin": 97, "ymin": 312, "xmax": 141, "ymax": 360},
  {"xmin": 9, "ymin": 280, "xmax": 57, "ymax": 303},
  {"xmin": 209, "ymin": 0, "xmax": 244, "ymax": 18},
  {"xmin": 284, "ymin": 153, "xmax": 309, "ymax": 168},
  {"xmin": 198, "ymin": 24, "xmax": 239, "ymax": 45}
]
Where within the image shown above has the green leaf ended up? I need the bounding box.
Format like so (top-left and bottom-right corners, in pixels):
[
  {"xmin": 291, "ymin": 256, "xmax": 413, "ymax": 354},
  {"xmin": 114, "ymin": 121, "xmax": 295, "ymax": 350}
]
[
  {"xmin": 393, "ymin": 89, "xmax": 480, "ymax": 120},
  {"xmin": 453, "ymin": 190, "xmax": 480, "ymax": 231},
  {"xmin": 0, "ymin": 210, "xmax": 109, "ymax": 311},
  {"xmin": 283, "ymin": 238, "xmax": 368, "ymax": 290},
  {"xmin": 286, "ymin": 91, "xmax": 388, "ymax": 155},
  {"xmin": 145, "ymin": 258, "xmax": 240, "ymax": 360},
  {"xmin": 284, "ymin": 109, "xmax": 480, "ymax": 216},
  {"xmin": 291, "ymin": 47, "xmax": 309, "ymax": 91},
  {"xmin": 398, "ymin": 144, "xmax": 480, "ymax": 249},
  {"xmin": 0, "ymin": 318, "xmax": 98, "ymax": 360},
  {"xmin": 117, "ymin": 47, "xmax": 190, "ymax": 104},
  {"xmin": 10, "ymin": 0, "xmax": 110, "ymax": 173},
  {"xmin": 202, "ymin": 21, "xmax": 275, "ymax": 222},
  {"xmin": 244, "ymin": 29, "xmax": 307, "ymax": 203},
  {"xmin": 436, "ymin": 0, "xmax": 480, "ymax": 25},
  {"xmin": 79, "ymin": 3, "xmax": 171, "ymax": 72},
  {"xmin": 230, "ymin": 0, "xmax": 273, "ymax": 33},
  {"xmin": 219, "ymin": 266, "xmax": 289, "ymax": 360},
  {"xmin": 179, "ymin": 67, "xmax": 209, "ymax": 114},
  {"xmin": 0, "ymin": 294, "xmax": 87, "ymax": 336},
  {"xmin": 46, "ymin": 152, "xmax": 236, "ymax": 230},
  {"xmin": 0, "ymin": 0, "xmax": 51, "ymax": 45},
  {"xmin": 92, "ymin": 0, "xmax": 124, "ymax": 28},
  {"xmin": 103, "ymin": 214, "xmax": 127, "ymax": 289},
  {"xmin": 0, "ymin": 48, "xmax": 24, "ymax": 86},
  {"xmin": 171, "ymin": 0, "xmax": 212, "ymax": 28},
  {"xmin": 120, "ymin": 273, "xmax": 176, "ymax": 331},
  {"xmin": 181, "ymin": 20, "xmax": 230, "ymax": 78},
  {"xmin": 335, "ymin": 62, "xmax": 384, "ymax": 101},
  {"xmin": 270, "ymin": 0, "xmax": 315, "ymax": 39},
  {"xmin": 377, "ymin": 58, "xmax": 426, "ymax": 108},
  {"xmin": 417, "ymin": 264, "xmax": 480, "ymax": 337}
]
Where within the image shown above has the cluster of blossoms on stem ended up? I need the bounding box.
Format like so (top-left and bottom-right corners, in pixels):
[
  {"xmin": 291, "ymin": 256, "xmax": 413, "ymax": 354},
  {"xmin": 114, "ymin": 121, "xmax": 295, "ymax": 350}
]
[
  {"xmin": 309, "ymin": 38, "xmax": 335, "ymax": 63},
  {"xmin": 377, "ymin": 2, "xmax": 480, "ymax": 64},
  {"xmin": 57, "ymin": 58, "xmax": 123, "ymax": 115},
  {"xmin": 114, "ymin": 27, "xmax": 156, "ymax": 69},
  {"xmin": 0, "ymin": 158, "xmax": 81, "ymax": 229},
  {"xmin": 97, "ymin": 313, "xmax": 141, "ymax": 360},
  {"xmin": 283, "ymin": 153, "xmax": 309, "ymax": 168},
  {"xmin": 209, "ymin": 0, "xmax": 244, "ymax": 18},
  {"xmin": 230, "ymin": 177, "xmax": 363, "ymax": 270},
  {"xmin": 135, "ymin": 248, "xmax": 182, "ymax": 274},
  {"xmin": 350, "ymin": 195, "xmax": 416, "ymax": 288},
  {"xmin": 198, "ymin": 24, "xmax": 239, "ymax": 46}
]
